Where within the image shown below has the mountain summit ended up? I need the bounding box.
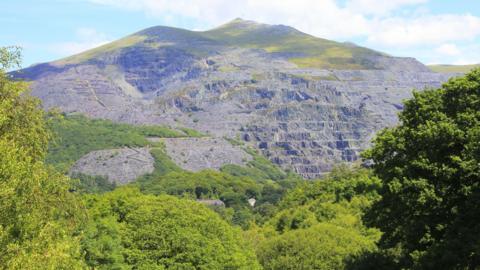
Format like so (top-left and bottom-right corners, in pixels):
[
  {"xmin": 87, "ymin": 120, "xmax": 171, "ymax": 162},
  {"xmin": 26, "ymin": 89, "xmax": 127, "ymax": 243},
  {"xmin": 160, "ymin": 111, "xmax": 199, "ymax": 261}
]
[
  {"xmin": 203, "ymin": 18, "xmax": 388, "ymax": 70},
  {"xmin": 44, "ymin": 18, "xmax": 417, "ymax": 71},
  {"xmin": 16, "ymin": 19, "xmax": 454, "ymax": 177}
]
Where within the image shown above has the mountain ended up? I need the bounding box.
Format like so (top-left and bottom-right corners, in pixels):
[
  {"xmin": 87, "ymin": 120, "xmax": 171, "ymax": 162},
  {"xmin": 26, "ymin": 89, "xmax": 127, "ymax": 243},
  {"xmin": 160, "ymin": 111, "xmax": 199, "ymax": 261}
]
[
  {"xmin": 14, "ymin": 18, "xmax": 455, "ymax": 178},
  {"xmin": 428, "ymin": 64, "xmax": 479, "ymax": 73}
]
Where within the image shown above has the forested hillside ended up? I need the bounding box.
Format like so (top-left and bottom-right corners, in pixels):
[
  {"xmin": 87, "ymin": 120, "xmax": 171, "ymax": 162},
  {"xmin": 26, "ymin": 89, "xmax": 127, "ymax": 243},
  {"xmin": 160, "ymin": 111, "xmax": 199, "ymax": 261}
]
[{"xmin": 1, "ymin": 47, "xmax": 479, "ymax": 269}]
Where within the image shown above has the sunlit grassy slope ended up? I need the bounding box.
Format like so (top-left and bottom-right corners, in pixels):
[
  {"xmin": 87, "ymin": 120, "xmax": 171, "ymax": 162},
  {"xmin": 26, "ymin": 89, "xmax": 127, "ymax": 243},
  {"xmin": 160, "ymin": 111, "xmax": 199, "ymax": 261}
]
[
  {"xmin": 50, "ymin": 18, "xmax": 389, "ymax": 69},
  {"xmin": 428, "ymin": 64, "xmax": 479, "ymax": 73},
  {"xmin": 54, "ymin": 35, "xmax": 147, "ymax": 65},
  {"xmin": 202, "ymin": 18, "xmax": 386, "ymax": 69}
]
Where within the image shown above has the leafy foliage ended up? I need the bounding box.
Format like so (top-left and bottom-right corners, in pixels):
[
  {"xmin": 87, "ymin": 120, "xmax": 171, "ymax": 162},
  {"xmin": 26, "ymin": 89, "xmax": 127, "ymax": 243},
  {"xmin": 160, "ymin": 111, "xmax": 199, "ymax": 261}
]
[
  {"xmin": 82, "ymin": 187, "xmax": 261, "ymax": 269},
  {"xmin": 0, "ymin": 47, "xmax": 85, "ymax": 269},
  {"xmin": 138, "ymin": 170, "xmax": 260, "ymax": 200},
  {"xmin": 1, "ymin": 48, "xmax": 51, "ymax": 162},
  {"xmin": 0, "ymin": 141, "xmax": 85, "ymax": 269},
  {"xmin": 137, "ymin": 168, "xmax": 298, "ymax": 228},
  {"xmin": 258, "ymin": 223, "xmax": 377, "ymax": 270},
  {"xmin": 363, "ymin": 68, "xmax": 480, "ymax": 269},
  {"xmin": 71, "ymin": 173, "xmax": 116, "ymax": 194},
  {"xmin": 250, "ymin": 166, "xmax": 382, "ymax": 270}
]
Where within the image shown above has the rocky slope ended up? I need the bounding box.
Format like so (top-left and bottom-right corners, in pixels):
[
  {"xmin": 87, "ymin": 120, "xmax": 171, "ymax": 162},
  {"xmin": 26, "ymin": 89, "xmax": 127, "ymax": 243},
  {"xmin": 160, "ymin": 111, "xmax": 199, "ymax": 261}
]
[
  {"xmin": 70, "ymin": 147, "xmax": 154, "ymax": 185},
  {"xmin": 15, "ymin": 19, "xmax": 456, "ymax": 178},
  {"xmin": 162, "ymin": 137, "xmax": 252, "ymax": 172}
]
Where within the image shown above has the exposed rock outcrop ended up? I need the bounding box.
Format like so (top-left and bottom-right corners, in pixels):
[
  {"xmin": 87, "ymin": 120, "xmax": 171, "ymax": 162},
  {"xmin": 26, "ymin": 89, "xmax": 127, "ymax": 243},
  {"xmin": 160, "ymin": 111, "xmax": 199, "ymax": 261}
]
[
  {"xmin": 163, "ymin": 137, "xmax": 252, "ymax": 171},
  {"xmin": 70, "ymin": 148, "xmax": 154, "ymax": 184}
]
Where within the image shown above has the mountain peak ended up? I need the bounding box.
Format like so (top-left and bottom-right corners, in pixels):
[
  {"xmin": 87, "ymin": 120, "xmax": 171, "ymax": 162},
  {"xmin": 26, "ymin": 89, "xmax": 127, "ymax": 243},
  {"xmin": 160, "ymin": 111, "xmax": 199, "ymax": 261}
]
[
  {"xmin": 230, "ymin": 17, "xmax": 248, "ymax": 23},
  {"xmin": 212, "ymin": 18, "xmax": 266, "ymax": 31}
]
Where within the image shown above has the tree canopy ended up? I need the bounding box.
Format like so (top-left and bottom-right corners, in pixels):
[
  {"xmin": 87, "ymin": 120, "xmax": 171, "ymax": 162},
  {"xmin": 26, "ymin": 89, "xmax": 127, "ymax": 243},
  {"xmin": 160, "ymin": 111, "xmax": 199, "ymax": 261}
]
[
  {"xmin": 363, "ymin": 69, "xmax": 480, "ymax": 269},
  {"xmin": 0, "ymin": 47, "xmax": 85, "ymax": 269},
  {"xmin": 250, "ymin": 166, "xmax": 382, "ymax": 270},
  {"xmin": 82, "ymin": 187, "xmax": 261, "ymax": 269}
]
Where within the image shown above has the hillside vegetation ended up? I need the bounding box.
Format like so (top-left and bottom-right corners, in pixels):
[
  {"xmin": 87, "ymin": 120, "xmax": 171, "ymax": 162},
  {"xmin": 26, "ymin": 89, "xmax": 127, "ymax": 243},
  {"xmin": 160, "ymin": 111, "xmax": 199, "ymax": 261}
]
[
  {"xmin": 46, "ymin": 114, "xmax": 198, "ymax": 172},
  {"xmin": 82, "ymin": 187, "xmax": 261, "ymax": 269}
]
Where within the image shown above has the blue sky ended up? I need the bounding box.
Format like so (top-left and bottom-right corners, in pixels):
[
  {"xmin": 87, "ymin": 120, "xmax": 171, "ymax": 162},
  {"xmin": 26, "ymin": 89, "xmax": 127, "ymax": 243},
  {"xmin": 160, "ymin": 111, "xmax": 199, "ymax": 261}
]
[{"xmin": 1, "ymin": 0, "xmax": 479, "ymax": 68}]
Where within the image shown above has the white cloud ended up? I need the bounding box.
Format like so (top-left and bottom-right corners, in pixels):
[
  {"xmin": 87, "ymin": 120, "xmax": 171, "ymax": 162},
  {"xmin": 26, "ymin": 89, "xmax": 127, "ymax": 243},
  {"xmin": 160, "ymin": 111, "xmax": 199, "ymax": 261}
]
[
  {"xmin": 243, "ymin": 0, "xmax": 371, "ymax": 39},
  {"xmin": 404, "ymin": 43, "xmax": 480, "ymax": 66},
  {"xmin": 345, "ymin": 0, "xmax": 428, "ymax": 16},
  {"xmin": 451, "ymin": 44, "xmax": 480, "ymax": 65},
  {"xmin": 51, "ymin": 27, "xmax": 111, "ymax": 55},
  {"xmin": 366, "ymin": 14, "xmax": 480, "ymax": 47},
  {"xmin": 435, "ymin": 44, "xmax": 461, "ymax": 56}
]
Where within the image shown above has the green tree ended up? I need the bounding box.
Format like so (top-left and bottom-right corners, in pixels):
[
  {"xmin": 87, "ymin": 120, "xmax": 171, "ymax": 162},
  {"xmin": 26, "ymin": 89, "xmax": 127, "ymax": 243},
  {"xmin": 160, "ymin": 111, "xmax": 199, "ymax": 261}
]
[
  {"xmin": 138, "ymin": 170, "xmax": 265, "ymax": 227},
  {"xmin": 83, "ymin": 187, "xmax": 261, "ymax": 269},
  {"xmin": 0, "ymin": 47, "xmax": 85, "ymax": 269},
  {"xmin": 258, "ymin": 223, "xmax": 377, "ymax": 270},
  {"xmin": 0, "ymin": 46, "xmax": 50, "ymax": 161},
  {"xmin": 363, "ymin": 69, "xmax": 480, "ymax": 269},
  {"xmin": 253, "ymin": 166, "xmax": 381, "ymax": 270},
  {"xmin": 81, "ymin": 215, "xmax": 126, "ymax": 269}
]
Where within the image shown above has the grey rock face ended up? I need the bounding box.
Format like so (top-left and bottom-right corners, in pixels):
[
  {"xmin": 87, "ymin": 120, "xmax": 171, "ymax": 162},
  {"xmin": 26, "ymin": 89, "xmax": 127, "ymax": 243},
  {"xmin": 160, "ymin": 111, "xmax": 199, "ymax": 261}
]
[
  {"xmin": 196, "ymin": 199, "xmax": 225, "ymax": 207},
  {"xmin": 18, "ymin": 20, "xmax": 459, "ymax": 178},
  {"xmin": 163, "ymin": 138, "xmax": 252, "ymax": 172},
  {"xmin": 70, "ymin": 148, "xmax": 154, "ymax": 184}
]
